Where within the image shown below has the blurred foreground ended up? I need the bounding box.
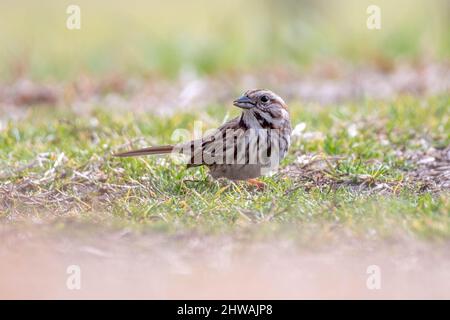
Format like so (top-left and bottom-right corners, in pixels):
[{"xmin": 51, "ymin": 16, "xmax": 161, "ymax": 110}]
[{"xmin": 1, "ymin": 223, "xmax": 450, "ymax": 299}]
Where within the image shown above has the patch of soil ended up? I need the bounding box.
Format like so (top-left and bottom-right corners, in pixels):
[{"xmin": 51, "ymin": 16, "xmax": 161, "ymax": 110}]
[
  {"xmin": 1, "ymin": 61, "xmax": 449, "ymax": 116},
  {"xmin": 406, "ymin": 147, "xmax": 450, "ymax": 192},
  {"xmin": 282, "ymin": 154, "xmax": 403, "ymax": 195}
]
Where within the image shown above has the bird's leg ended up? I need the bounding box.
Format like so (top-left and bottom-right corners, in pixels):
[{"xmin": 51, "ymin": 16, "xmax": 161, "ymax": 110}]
[{"xmin": 246, "ymin": 178, "xmax": 266, "ymax": 190}]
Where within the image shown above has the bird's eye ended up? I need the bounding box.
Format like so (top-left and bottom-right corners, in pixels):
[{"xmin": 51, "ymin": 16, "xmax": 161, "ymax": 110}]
[{"xmin": 260, "ymin": 95, "xmax": 269, "ymax": 103}]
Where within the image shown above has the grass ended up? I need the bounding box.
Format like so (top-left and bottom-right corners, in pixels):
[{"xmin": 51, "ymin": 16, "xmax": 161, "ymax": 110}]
[
  {"xmin": 0, "ymin": 0, "xmax": 449, "ymax": 80},
  {"xmin": 0, "ymin": 0, "xmax": 449, "ymax": 243},
  {"xmin": 1, "ymin": 94, "xmax": 449, "ymax": 241}
]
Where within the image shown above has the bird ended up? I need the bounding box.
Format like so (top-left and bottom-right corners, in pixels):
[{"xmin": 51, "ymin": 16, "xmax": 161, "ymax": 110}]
[{"xmin": 114, "ymin": 89, "xmax": 291, "ymax": 187}]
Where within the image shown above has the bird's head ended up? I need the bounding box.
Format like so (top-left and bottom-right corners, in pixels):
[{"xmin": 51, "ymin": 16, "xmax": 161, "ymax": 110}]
[
  {"xmin": 233, "ymin": 89, "xmax": 287, "ymax": 111},
  {"xmin": 233, "ymin": 89, "xmax": 290, "ymax": 129}
]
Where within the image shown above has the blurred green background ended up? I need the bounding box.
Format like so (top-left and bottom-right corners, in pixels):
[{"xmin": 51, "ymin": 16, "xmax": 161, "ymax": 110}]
[{"xmin": 0, "ymin": 0, "xmax": 449, "ymax": 80}]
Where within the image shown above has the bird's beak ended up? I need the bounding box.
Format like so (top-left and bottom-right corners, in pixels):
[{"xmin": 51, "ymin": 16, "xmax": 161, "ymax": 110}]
[{"xmin": 233, "ymin": 96, "xmax": 255, "ymax": 109}]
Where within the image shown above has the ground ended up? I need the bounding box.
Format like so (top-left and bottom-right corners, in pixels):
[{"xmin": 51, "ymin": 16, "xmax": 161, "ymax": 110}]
[{"xmin": 1, "ymin": 62, "xmax": 449, "ymax": 298}]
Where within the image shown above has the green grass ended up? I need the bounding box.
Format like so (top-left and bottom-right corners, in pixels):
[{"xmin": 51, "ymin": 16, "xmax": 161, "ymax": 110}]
[
  {"xmin": 1, "ymin": 94, "xmax": 449, "ymax": 241},
  {"xmin": 0, "ymin": 0, "xmax": 449, "ymax": 80}
]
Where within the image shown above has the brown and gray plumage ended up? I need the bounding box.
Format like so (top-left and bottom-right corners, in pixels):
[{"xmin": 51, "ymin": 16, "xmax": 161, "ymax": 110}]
[{"xmin": 114, "ymin": 89, "xmax": 291, "ymax": 181}]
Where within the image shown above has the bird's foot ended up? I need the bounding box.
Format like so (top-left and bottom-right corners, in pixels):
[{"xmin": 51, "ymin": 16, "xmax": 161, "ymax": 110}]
[{"xmin": 246, "ymin": 178, "xmax": 266, "ymax": 190}]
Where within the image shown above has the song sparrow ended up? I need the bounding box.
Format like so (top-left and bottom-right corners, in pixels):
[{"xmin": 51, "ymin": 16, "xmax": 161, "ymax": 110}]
[{"xmin": 114, "ymin": 89, "xmax": 291, "ymax": 183}]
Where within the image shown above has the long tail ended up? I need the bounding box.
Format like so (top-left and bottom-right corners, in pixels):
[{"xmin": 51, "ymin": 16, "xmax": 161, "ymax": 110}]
[{"xmin": 113, "ymin": 145, "xmax": 174, "ymax": 157}]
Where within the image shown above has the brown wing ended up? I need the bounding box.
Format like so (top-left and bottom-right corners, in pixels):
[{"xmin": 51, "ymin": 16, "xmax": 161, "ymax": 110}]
[
  {"xmin": 114, "ymin": 117, "xmax": 243, "ymax": 165},
  {"xmin": 187, "ymin": 116, "xmax": 242, "ymax": 167}
]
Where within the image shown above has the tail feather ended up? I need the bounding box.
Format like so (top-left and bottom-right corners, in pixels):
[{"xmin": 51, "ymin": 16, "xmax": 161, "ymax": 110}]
[{"xmin": 114, "ymin": 145, "xmax": 174, "ymax": 157}]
